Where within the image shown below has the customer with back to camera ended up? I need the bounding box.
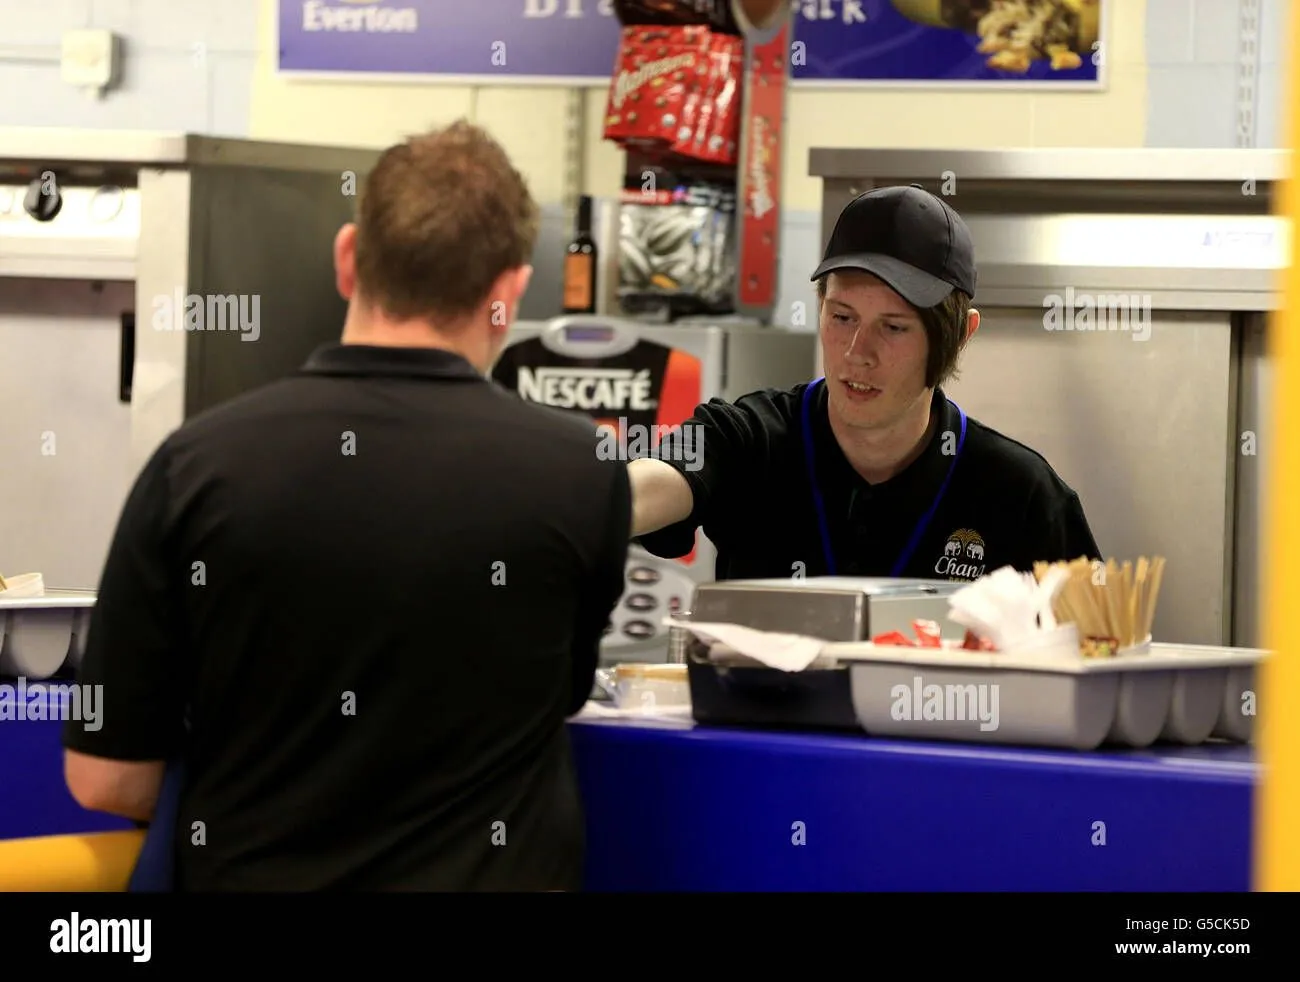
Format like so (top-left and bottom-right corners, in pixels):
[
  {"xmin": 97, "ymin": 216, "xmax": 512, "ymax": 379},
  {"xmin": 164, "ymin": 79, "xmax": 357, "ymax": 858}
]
[
  {"xmin": 61, "ymin": 120, "xmax": 630, "ymax": 891},
  {"xmin": 627, "ymin": 184, "xmax": 1101, "ymax": 582}
]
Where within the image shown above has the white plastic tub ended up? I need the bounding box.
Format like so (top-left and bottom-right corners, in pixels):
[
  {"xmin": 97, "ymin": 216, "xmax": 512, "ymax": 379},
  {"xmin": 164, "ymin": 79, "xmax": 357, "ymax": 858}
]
[
  {"xmin": 0, "ymin": 591, "xmax": 96, "ymax": 680},
  {"xmin": 826, "ymin": 630, "xmax": 1266, "ymax": 751},
  {"xmin": 68, "ymin": 605, "xmax": 92, "ymax": 670},
  {"xmin": 1160, "ymin": 643, "xmax": 1265, "ymax": 744}
]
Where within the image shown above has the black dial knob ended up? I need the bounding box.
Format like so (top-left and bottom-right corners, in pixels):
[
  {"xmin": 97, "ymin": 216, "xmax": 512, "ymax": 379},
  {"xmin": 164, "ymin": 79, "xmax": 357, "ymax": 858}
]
[{"xmin": 24, "ymin": 175, "xmax": 63, "ymax": 222}]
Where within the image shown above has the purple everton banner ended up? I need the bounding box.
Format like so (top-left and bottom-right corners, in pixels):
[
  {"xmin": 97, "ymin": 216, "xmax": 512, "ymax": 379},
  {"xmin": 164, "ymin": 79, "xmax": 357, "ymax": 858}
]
[
  {"xmin": 277, "ymin": 0, "xmax": 1105, "ymax": 88},
  {"xmin": 279, "ymin": 0, "xmax": 625, "ymax": 85}
]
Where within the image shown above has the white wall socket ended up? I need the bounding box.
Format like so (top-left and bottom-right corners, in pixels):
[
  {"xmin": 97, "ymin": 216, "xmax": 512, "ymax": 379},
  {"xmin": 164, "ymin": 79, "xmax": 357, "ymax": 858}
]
[{"xmin": 61, "ymin": 29, "xmax": 118, "ymax": 95}]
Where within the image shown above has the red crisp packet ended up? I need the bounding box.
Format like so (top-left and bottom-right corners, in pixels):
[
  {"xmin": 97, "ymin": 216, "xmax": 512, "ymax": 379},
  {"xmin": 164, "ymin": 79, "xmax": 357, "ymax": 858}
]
[
  {"xmin": 676, "ymin": 31, "xmax": 726, "ymax": 161},
  {"xmin": 872, "ymin": 631, "xmax": 914, "ymax": 647},
  {"xmin": 691, "ymin": 37, "xmax": 729, "ymax": 163},
  {"xmin": 603, "ymin": 28, "xmax": 646, "ymax": 145},
  {"xmin": 706, "ymin": 35, "xmax": 743, "ymax": 161},
  {"xmin": 672, "ymin": 67, "xmax": 704, "ymax": 156},
  {"xmin": 605, "ymin": 26, "xmax": 707, "ymax": 150},
  {"xmin": 912, "ymin": 619, "xmax": 942, "ymax": 647},
  {"xmin": 962, "ymin": 629, "xmax": 997, "ymax": 651},
  {"xmin": 650, "ymin": 32, "xmax": 709, "ymax": 147},
  {"xmin": 671, "ymin": 32, "xmax": 719, "ymax": 159}
]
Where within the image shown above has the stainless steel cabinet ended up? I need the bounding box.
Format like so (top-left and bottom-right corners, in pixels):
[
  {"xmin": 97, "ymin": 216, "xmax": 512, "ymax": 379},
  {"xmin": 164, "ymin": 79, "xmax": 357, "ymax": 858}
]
[{"xmin": 0, "ymin": 129, "xmax": 379, "ymax": 590}]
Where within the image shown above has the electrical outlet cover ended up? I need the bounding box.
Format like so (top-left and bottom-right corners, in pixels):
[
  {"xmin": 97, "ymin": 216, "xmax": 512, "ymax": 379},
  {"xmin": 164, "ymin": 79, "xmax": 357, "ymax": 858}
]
[{"xmin": 61, "ymin": 29, "xmax": 115, "ymax": 88}]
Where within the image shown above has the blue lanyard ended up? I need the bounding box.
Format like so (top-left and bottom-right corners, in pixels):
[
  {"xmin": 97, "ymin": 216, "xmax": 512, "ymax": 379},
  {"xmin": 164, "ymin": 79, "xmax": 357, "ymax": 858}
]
[{"xmin": 799, "ymin": 377, "xmax": 967, "ymax": 577}]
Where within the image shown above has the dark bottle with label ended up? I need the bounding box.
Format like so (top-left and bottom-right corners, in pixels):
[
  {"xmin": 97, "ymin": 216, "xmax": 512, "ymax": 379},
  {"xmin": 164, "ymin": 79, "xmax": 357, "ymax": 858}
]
[{"xmin": 562, "ymin": 195, "xmax": 598, "ymax": 314}]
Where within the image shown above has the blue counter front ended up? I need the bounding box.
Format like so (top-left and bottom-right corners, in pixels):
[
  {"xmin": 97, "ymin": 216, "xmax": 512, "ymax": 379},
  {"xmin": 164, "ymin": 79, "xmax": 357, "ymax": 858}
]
[
  {"xmin": 569, "ymin": 715, "xmax": 1255, "ymax": 891},
  {"xmin": 1, "ymin": 704, "xmax": 1255, "ymax": 890}
]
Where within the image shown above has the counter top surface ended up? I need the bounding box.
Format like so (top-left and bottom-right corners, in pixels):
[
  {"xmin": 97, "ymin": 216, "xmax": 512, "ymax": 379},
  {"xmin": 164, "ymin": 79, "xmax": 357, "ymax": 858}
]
[{"xmin": 570, "ymin": 708, "xmax": 1257, "ymax": 779}]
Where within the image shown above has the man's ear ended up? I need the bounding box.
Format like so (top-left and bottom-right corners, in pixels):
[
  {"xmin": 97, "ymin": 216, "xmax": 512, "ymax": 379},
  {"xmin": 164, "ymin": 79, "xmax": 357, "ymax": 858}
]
[
  {"xmin": 965, "ymin": 307, "xmax": 980, "ymax": 342},
  {"xmin": 334, "ymin": 223, "xmax": 358, "ymax": 300},
  {"xmin": 487, "ymin": 265, "xmax": 533, "ymax": 333}
]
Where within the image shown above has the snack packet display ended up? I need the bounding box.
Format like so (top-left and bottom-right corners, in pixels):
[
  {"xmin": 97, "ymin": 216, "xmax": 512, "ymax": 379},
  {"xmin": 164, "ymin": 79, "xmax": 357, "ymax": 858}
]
[
  {"xmin": 618, "ymin": 181, "xmax": 736, "ymax": 315},
  {"xmin": 604, "ymin": 26, "xmax": 709, "ymax": 150},
  {"xmin": 603, "ymin": 22, "xmax": 744, "ymax": 166}
]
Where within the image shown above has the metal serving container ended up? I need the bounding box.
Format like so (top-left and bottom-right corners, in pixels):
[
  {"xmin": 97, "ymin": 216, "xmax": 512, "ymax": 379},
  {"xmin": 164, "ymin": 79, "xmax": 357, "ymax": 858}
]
[
  {"xmin": 682, "ymin": 577, "xmax": 965, "ymax": 731},
  {"xmin": 689, "ymin": 576, "xmax": 965, "ymax": 640}
]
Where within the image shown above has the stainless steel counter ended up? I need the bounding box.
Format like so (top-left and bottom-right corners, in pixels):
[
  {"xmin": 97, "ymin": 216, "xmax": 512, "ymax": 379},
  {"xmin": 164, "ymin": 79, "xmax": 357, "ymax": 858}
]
[{"xmin": 0, "ymin": 127, "xmax": 378, "ymax": 173}]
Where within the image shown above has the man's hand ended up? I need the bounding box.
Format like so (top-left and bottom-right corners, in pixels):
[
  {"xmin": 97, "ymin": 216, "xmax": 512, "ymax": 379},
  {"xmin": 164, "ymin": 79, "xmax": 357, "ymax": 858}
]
[{"xmin": 628, "ymin": 458, "xmax": 694, "ymax": 538}]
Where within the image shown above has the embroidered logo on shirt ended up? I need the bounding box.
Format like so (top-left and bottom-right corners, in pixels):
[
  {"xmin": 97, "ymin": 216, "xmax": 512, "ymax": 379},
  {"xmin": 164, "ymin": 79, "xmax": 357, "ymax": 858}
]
[{"xmin": 936, "ymin": 528, "xmax": 986, "ymax": 581}]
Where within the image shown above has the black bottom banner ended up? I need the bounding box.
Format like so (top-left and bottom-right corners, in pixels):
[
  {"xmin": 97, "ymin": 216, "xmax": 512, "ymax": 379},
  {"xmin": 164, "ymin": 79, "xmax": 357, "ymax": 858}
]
[{"xmin": 0, "ymin": 891, "xmax": 1286, "ymax": 969}]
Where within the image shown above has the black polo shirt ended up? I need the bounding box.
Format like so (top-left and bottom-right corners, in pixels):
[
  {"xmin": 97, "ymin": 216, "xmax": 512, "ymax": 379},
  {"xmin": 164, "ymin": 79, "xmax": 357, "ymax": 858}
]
[
  {"xmin": 639, "ymin": 381, "xmax": 1099, "ymax": 581},
  {"xmin": 62, "ymin": 342, "xmax": 630, "ymax": 891}
]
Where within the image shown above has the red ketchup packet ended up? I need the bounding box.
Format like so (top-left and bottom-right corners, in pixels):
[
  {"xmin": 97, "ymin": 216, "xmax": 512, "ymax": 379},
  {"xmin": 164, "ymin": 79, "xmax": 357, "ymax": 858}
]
[
  {"xmin": 871, "ymin": 631, "xmax": 914, "ymax": 647},
  {"xmin": 912, "ymin": 619, "xmax": 943, "ymax": 647},
  {"xmin": 962, "ymin": 629, "xmax": 997, "ymax": 651},
  {"xmin": 874, "ymin": 620, "xmax": 953, "ymax": 648}
]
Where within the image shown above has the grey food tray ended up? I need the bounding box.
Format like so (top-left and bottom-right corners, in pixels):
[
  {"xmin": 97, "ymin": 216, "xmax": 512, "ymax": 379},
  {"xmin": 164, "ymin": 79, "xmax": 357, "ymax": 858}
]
[
  {"xmin": 825, "ymin": 637, "xmax": 1265, "ymax": 751},
  {"xmin": 0, "ymin": 590, "xmax": 97, "ymax": 679}
]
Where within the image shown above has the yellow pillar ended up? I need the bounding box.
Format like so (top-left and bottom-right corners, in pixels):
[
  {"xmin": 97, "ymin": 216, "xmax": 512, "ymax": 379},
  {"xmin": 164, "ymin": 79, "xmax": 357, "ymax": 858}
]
[
  {"xmin": 1257, "ymin": 0, "xmax": 1300, "ymax": 892},
  {"xmin": 0, "ymin": 831, "xmax": 144, "ymax": 891}
]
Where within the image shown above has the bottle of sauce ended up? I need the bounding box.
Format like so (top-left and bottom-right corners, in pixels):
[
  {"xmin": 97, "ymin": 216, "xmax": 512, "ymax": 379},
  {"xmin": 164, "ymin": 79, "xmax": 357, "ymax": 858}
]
[{"xmin": 562, "ymin": 195, "xmax": 598, "ymax": 315}]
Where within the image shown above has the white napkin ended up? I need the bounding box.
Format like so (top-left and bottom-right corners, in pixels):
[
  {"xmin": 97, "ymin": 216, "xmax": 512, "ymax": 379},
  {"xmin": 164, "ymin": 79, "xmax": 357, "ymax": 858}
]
[
  {"xmin": 947, "ymin": 565, "xmax": 1067, "ymax": 651},
  {"xmin": 0, "ymin": 572, "xmax": 45, "ymax": 599},
  {"xmin": 670, "ymin": 620, "xmax": 828, "ymax": 672}
]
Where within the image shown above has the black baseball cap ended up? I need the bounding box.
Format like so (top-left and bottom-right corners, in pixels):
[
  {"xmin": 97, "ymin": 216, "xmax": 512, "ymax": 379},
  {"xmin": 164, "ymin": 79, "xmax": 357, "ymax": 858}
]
[{"xmin": 811, "ymin": 184, "xmax": 977, "ymax": 307}]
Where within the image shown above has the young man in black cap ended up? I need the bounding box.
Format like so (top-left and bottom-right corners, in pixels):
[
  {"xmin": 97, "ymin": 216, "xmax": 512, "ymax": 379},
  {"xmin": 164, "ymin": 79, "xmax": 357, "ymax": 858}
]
[{"xmin": 630, "ymin": 184, "xmax": 1100, "ymax": 582}]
